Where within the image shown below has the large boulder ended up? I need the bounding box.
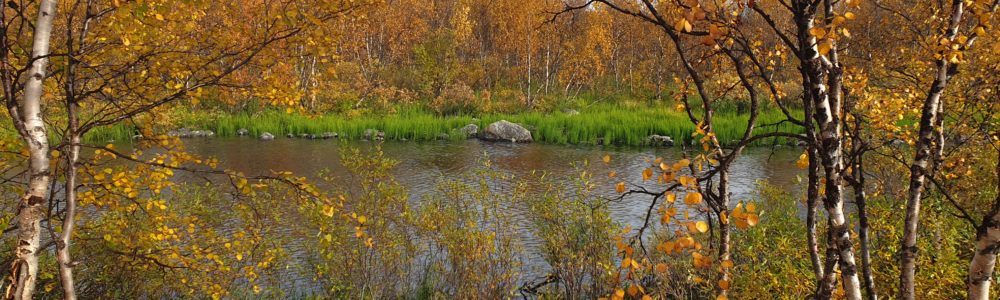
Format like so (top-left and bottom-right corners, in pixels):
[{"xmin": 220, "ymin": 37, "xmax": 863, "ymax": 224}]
[
  {"xmin": 480, "ymin": 120, "xmax": 533, "ymax": 143},
  {"xmin": 648, "ymin": 135, "xmax": 674, "ymax": 147},
  {"xmin": 260, "ymin": 132, "xmax": 275, "ymax": 140},
  {"xmin": 459, "ymin": 124, "xmax": 478, "ymax": 139}
]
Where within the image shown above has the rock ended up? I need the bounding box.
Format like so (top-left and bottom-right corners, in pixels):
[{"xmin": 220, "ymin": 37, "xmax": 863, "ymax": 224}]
[
  {"xmin": 306, "ymin": 134, "xmax": 318, "ymax": 139},
  {"xmin": 286, "ymin": 133, "xmax": 295, "ymax": 138},
  {"xmin": 190, "ymin": 130, "xmax": 214, "ymax": 138},
  {"xmin": 298, "ymin": 133, "xmax": 310, "ymax": 138},
  {"xmin": 796, "ymin": 140, "xmax": 808, "ymax": 147},
  {"xmin": 320, "ymin": 132, "xmax": 337, "ymax": 139},
  {"xmin": 480, "ymin": 120, "xmax": 533, "ymax": 143},
  {"xmin": 561, "ymin": 108, "xmax": 580, "ymax": 116},
  {"xmin": 131, "ymin": 134, "xmax": 144, "ymax": 140},
  {"xmin": 260, "ymin": 132, "xmax": 275, "ymax": 140},
  {"xmin": 364, "ymin": 129, "xmax": 385, "ymax": 141},
  {"xmin": 236, "ymin": 128, "xmax": 249, "ymax": 136},
  {"xmin": 648, "ymin": 135, "xmax": 674, "ymax": 147},
  {"xmin": 168, "ymin": 128, "xmax": 215, "ymax": 138},
  {"xmin": 595, "ymin": 137, "xmax": 605, "ymax": 145},
  {"xmin": 437, "ymin": 133, "xmax": 450, "ymax": 140},
  {"xmin": 459, "ymin": 124, "xmax": 478, "ymax": 138},
  {"xmin": 168, "ymin": 128, "xmax": 192, "ymax": 138}
]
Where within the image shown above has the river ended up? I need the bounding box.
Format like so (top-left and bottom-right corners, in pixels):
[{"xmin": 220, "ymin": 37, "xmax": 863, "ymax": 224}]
[{"xmin": 170, "ymin": 138, "xmax": 805, "ymax": 291}]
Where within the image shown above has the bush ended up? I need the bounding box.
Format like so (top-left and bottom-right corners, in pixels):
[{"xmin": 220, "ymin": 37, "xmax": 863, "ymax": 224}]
[{"xmin": 428, "ymin": 82, "xmax": 477, "ymax": 116}]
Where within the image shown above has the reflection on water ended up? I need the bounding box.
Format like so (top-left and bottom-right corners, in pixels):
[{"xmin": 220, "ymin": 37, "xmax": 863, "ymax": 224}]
[{"xmin": 177, "ymin": 138, "xmax": 804, "ymax": 285}]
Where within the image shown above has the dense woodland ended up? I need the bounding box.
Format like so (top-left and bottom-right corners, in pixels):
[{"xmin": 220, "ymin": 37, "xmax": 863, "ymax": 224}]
[{"xmin": 1, "ymin": 0, "xmax": 1000, "ymax": 299}]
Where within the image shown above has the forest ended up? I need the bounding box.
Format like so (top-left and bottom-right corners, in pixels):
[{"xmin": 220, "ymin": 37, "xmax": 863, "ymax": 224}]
[{"xmin": 1, "ymin": 0, "xmax": 999, "ymax": 299}]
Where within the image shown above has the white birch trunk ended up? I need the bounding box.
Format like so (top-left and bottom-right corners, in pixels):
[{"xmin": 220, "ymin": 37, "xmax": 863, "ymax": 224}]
[{"xmin": 9, "ymin": 0, "xmax": 57, "ymax": 299}]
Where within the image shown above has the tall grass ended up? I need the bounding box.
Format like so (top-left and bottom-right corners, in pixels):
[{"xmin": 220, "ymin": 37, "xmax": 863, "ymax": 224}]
[{"xmin": 82, "ymin": 105, "xmax": 803, "ymax": 146}]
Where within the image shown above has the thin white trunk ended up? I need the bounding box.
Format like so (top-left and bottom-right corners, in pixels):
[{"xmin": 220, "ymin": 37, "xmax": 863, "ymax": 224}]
[
  {"xmin": 9, "ymin": 1, "xmax": 57, "ymax": 299},
  {"xmin": 968, "ymin": 206, "xmax": 1000, "ymax": 300},
  {"xmin": 967, "ymin": 153, "xmax": 1000, "ymax": 300},
  {"xmin": 900, "ymin": 2, "xmax": 964, "ymax": 299}
]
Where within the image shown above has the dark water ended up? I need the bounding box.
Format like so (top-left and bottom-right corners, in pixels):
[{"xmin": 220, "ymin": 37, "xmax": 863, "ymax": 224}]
[{"xmin": 175, "ymin": 138, "xmax": 805, "ymax": 284}]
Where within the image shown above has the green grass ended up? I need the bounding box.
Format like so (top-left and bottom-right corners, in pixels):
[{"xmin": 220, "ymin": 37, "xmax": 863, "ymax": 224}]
[{"xmin": 82, "ymin": 104, "xmax": 804, "ymax": 146}]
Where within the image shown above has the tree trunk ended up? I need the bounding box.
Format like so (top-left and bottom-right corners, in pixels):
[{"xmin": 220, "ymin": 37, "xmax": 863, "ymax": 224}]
[
  {"xmin": 900, "ymin": 2, "xmax": 965, "ymax": 299},
  {"xmin": 796, "ymin": 1, "xmax": 862, "ymax": 297},
  {"xmin": 807, "ymin": 145, "xmax": 825, "ymax": 281},
  {"xmin": 8, "ymin": 1, "xmax": 58, "ymax": 299},
  {"xmin": 854, "ymin": 156, "xmax": 877, "ymax": 300},
  {"xmin": 967, "ymin": 152, "xmax": 1000, "ymax": 300},
  {"xmin": 56, "ymin": 130, "xmax": 79, "ymax": 300}
]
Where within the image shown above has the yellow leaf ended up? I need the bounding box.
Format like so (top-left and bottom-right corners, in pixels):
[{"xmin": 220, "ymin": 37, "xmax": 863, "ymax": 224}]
[
  {"xmin": 721, "ymin": 259, "xmax": 734, "ymax": 268},
  {"xmin": 627, "ymin": 285, "xmax": 639, "ymax": 296},
  {"xmin": 655, "ymin": 263, "xmax": 668, "ymax": 273},
  {"xmin": 695, "ymin": 221, "xmax": 709, "ymax": 233},
  {"xmin": 675, "ymin": 18, "xmax": 692, "ymax": 33},
  {"xmin": 818, "ymin": 40, "xmax": 833, "ymax": 56},
  {"xmin": 666, "ymin": 193, "xmax": 677, "ymax": 203},
  {"xmin": 719, "ymin": 279, "xmax": 731, "ymax": 290},
  {"xmin": 155, "ymin": 14, "xmax": 164, "ymax": 21},
  {"xmin": 796, "ymin": 152, "xmax": 809, "ymax": 169},
  {"xmin": 616, "ymin": 182, "xmax": 626, "ymax": 193},
  {"xmin": 685, "ymin": 192, "xmax": 703, "ymax": 205},
  {"xmin": 642, "ymin": 168, "xmax": 654, "ymax": 181},
  {"xmin": 603, "ymin": 154, "xmax": 611, "ymax": 163},
  {"xmin": 844, "ymin": 12, "xmax": 856, "ymax": 20},
  {"xmin": 809, "ymin": 27, "xmax": 827, "ymax": 38},
  {"xmin": 833, "ymin": 16, "xmax": 846, "ymax": 25}
]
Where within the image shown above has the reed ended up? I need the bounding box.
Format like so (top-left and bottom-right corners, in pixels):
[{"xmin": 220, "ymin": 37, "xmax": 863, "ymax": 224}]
[{"xmin": 83, "ymin": 105, "xmax": 803, "ymax": 146}]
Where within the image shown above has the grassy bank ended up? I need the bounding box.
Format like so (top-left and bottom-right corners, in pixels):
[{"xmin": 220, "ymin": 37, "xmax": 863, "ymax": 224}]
[{"xmin": 85, "ymin": 105, "xmax": 803, "ymax": 146}]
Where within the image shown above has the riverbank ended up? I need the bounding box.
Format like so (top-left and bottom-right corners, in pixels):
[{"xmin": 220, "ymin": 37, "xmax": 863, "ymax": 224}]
[{"xmin": 85, "ymin": 105, "xmax": 803, "ymax": 147}]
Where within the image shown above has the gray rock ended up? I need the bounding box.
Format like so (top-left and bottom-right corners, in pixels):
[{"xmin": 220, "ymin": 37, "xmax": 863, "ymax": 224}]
[
  {"xmin": 320, "ymin": 132, "xmax": 337, "ymax": 139},
  {"xmin": 437, "ymin": 133, "xmax": 450, "ymax": 140},
  {"xmin": 364, "ymin": 129, "xmax": 385, "ymax": 141},
  {"xmin": 298, "ymin": 133, "xmax": 310, "ymax": 138},
  {"xmin": 236, "ymin": 128, "xmax": 249, "ymax": 136},
  {"xmin": 648, "ymin": 135, "xmax": 674, "ymax": 147},
  {"xmin": 168, "ymin": 128, "xmax": 192, "ymax": 138},
  {"xmin": 595, "ymin": 137, "xmax": 605, "ymax": 145},
  {"xmin": 561, "ymin": 108, "xmax": 580, "ymax": 116},
  {"xmin": 169, "ymin": 128, "xmax": 215, "ymax": 138},
  {"xmin": 306, "ymin": 134, "xmax": 318, "ymax": 139},
  {"xmin": 260, "ymin": 132, "xmax": 275, "ymax": 140},
  {"xmin": 480, "ymin": 120, "xmax": 533, "ymax": 143},
  {"xmin": 459, "ymin": 124, "xmax": 478, "ymax": 138},
  {"xmin": 286, "ymin": 133, "xmax": 295, "ymax": 138}
]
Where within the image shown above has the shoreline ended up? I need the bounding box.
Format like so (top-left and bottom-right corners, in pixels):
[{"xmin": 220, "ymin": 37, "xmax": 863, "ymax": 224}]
[{"xmin": 85, "ymin": 107, "xmax": 804, "ymax": 147}]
